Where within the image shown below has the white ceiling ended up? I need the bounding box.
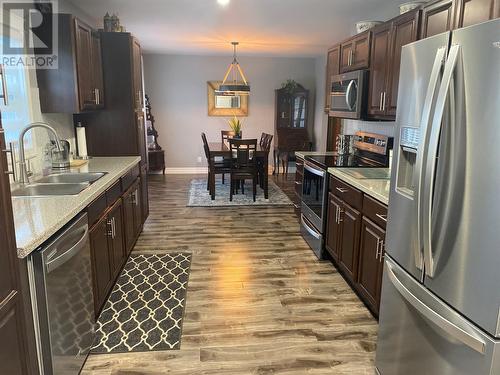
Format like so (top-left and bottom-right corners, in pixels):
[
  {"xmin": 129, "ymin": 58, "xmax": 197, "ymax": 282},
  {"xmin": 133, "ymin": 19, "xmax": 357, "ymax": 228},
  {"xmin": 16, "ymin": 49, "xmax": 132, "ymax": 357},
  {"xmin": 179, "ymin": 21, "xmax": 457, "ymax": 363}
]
[{"xmin": 68, "ymin": 0, "xmax": 405, "ymax": 57}]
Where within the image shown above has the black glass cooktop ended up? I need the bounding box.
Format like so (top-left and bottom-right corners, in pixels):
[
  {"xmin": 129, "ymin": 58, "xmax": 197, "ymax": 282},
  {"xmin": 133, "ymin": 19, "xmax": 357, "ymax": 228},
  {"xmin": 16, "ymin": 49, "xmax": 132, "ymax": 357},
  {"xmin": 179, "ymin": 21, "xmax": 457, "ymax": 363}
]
[{"xmin": 305, "ymin": 154, "xmax": 383, "ymax": 169}]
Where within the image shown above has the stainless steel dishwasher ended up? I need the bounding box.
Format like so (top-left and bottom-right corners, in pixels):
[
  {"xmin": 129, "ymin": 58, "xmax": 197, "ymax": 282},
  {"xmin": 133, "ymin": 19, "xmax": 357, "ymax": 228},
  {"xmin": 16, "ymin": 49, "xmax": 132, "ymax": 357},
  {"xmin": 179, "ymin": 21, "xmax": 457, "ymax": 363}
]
[{"xmin": 28, "ymin": 212, "xmax": 95, "ymax": 375}]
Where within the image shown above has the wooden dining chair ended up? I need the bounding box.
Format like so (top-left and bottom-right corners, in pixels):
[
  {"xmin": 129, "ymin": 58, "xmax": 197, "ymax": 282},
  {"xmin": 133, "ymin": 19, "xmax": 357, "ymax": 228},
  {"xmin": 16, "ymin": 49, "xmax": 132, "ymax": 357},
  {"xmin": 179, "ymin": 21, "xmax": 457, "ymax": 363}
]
[
  {"xmin": 220, "ymin": 130, "xmax": 242, "ymax": 184},
  {"xmin": 257, "ymin": 133, "xmax": 273, "ymax": 188},
  {"xmin": 201, "ymin": 132, "xmax": 231, "ymax": 200},
  {"xmin": 229, "ymin": 138, "xmax": 258, "ymax": 202}
]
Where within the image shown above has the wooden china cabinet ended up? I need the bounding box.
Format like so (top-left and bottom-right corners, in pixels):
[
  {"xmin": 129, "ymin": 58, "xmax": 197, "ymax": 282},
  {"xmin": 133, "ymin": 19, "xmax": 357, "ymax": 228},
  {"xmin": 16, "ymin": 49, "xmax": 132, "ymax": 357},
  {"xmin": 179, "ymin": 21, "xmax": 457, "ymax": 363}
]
[
  {"xmin": 273, "ymin": 84, "xmax": 311, "ymax": 175},
  {"xmin": 0, "ymin": 117, "xmax": 36, "ymax": 374}
]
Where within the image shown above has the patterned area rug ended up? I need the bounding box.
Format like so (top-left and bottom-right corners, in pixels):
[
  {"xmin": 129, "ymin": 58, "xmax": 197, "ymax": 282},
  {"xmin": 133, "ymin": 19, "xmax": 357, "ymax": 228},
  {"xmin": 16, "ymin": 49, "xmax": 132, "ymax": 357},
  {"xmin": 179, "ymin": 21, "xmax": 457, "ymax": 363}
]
[
  {"xmin": 91, "ymin": 253, "xmax": 191, "ymax": 354},
  {"xmin": 187, "ymin": 178, "xmax": 293, "ymax": 207}
]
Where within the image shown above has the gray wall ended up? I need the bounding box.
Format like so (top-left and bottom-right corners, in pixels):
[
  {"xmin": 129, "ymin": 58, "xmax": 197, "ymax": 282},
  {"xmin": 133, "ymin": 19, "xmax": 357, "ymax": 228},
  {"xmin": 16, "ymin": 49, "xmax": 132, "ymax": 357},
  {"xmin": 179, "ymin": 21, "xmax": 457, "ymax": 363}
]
[{"xmin": 143, "ymin": 54, "xmax": 317, "ymax": 170}]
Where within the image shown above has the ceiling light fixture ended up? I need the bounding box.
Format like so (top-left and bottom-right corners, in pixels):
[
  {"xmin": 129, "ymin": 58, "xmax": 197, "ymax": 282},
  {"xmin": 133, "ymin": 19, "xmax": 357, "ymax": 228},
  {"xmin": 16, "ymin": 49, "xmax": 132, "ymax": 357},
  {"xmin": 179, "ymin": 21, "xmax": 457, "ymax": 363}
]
[
  {"xmin": 217, "ymin": 0, "xmax": 230, "ymax": 6},
  {"xmin": 216, "ymin": 42, "xmax": 250, "ymax": 96}
]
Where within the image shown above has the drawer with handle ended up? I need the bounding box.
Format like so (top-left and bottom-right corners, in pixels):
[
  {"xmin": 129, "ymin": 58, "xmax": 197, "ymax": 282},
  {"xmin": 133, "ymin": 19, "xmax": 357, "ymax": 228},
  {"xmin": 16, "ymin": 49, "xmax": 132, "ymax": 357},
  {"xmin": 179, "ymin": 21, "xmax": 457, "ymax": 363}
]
[
  {"xmin": 329, "ymin": 175, "xmax": 362, "ymax": 210},
  {"xmin": 363, "ymin": 194, "xmax": 388, "ymax": 228}
]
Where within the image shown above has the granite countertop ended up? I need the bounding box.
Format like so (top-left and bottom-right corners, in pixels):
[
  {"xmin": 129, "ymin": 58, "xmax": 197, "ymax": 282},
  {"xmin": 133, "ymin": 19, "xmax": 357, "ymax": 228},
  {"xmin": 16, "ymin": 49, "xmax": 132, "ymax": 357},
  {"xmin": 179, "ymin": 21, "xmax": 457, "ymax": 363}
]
[
  {"xmin": 13, "ymin": 156, "xmax": 141, "ymax": 258},
  {"xmin": 295, "ymin": 151, "xmax": 337, "ymax": 159},
  {"xmin": 328, "ymin": 167, "xmax": 391, "ymax": 205}
]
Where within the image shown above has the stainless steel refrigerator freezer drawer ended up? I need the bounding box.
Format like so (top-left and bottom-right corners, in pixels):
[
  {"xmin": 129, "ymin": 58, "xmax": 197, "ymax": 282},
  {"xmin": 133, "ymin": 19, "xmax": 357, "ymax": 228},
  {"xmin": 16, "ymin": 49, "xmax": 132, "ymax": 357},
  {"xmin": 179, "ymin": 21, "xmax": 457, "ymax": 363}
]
[{"xmin": 376, "ymin": 257, "xmax": 500, "ymax": 375}]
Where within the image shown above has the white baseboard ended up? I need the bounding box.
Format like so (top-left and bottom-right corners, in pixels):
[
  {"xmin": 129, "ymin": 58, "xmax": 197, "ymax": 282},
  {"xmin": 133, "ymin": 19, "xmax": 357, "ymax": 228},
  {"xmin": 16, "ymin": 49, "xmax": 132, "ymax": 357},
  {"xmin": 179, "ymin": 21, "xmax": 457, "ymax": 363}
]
[{"xmin": 164, "ymin": 167, "xmax": 207, "ymax": 174}]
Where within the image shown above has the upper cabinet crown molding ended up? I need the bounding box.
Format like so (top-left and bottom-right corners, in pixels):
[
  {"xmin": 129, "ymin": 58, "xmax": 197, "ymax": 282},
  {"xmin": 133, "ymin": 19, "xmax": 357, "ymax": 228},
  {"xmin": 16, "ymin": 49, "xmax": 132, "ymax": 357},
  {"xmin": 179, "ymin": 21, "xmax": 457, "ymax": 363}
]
[{"xmin": 36, "ymin": 14, "xmax": 104, "ymax": 113}]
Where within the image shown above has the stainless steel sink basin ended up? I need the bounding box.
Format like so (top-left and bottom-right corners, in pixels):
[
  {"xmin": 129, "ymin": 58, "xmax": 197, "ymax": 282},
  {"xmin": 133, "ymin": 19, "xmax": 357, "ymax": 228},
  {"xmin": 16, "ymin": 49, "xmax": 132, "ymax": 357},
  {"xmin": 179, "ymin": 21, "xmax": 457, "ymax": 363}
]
[
  {"xmin": 12, "ymin": 183, "xmax": 91, "ymax": 197},
  {"xmin": 36, "ymin": 172, "xmax": 106, "ymax": 184}
]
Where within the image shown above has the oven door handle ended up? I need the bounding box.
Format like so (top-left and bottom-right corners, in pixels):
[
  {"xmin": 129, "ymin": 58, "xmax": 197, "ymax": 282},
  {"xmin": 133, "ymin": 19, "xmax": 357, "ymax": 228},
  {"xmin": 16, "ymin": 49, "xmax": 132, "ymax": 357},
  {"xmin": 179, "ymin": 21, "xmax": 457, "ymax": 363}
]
[
  {"xmin": 304, "ymin": 163, "xmax": 325, "ymax": 177},
  {"xmin": 301, "ymin": 215, "xmax": 321, "ymax": 240},
  {"xmin": 345, "ymin": 80, "xmax": 356, "ymax": 111}
]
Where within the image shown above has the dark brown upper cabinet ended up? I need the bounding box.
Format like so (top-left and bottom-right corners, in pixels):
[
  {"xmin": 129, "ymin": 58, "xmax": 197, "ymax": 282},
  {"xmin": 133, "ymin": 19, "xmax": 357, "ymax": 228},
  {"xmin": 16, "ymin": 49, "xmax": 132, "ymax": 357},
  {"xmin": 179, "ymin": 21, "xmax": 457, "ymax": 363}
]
[
  {"xmin": 420, "ymin": 0, "xmax": 456, "ymax": 38},
  {"xmin": 339, "ymin": 31, "xmax": 371, "ymax": 73},
  {"xmin": 81, "ymin": 32, "xmax": 148, "ymax": 167},
  {"xmin": 324, "ymin": 45, "xmax": 340, "ymax": 113},
  {"xmin": 455, "ymin": 0, "xmax": 500, "ymax": 28},
  {"xmin": 37, "ymin": 14, "xmax": 104, "ymax": 113},
  {"xmin": 367, "ymin": 9, "xmax": 421, "ymax": 120}
]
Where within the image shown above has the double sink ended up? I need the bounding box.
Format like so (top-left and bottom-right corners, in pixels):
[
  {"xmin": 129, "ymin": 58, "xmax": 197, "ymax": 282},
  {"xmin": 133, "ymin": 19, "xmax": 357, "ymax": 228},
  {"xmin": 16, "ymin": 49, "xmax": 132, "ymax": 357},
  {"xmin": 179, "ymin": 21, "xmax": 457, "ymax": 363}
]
[{"xmin": 12, "ymin": 172, "xmax": 107, "ymax": 197}]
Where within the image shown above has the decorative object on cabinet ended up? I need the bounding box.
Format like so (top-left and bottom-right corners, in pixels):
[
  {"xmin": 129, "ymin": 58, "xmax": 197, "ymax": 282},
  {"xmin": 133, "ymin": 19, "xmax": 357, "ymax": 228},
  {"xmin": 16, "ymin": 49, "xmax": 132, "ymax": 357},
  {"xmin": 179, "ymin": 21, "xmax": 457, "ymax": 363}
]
[
  {"xmin": 273, "ymin": 83, "xmax": 311, "ymax": 176},
  {"xmin": 356, "ymin": 20, "xmax": 383, "ymax": 33},
  {"xmin": 145, "ymin": 95, "xmax": 165, "ymax": 175},
  {"xmin": 36, "ymin": 14, "xmax": 104, "ymax": 113},
  {"xmin": 215, "ymin": 42, "xmax": 250, "ymax": 96},
  {"xmin": 207, "ymin": 81, "xmax": 249, "ymax": 116},
  {"xmin": 399, "ymin": 1, "xmax": 426, "ymax": 14}
]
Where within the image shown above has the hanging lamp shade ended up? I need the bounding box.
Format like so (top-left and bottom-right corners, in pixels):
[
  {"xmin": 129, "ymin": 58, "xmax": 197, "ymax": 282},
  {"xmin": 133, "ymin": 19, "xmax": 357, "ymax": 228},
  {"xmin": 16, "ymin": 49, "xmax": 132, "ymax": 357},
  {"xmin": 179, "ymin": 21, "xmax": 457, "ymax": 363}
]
[{"xmin": 215, "ymin": 42, "xmax": 250, "ymax": 96}]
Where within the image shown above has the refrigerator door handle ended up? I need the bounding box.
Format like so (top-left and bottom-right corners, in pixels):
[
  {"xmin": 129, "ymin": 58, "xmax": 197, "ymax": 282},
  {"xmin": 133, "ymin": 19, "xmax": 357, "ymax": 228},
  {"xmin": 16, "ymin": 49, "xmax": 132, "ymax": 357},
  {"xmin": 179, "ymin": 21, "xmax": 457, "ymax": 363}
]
[
  {"xmin": 386, "ymin": 260, "xmax": 486, "ymax": 355},
  {"xmin": 415, "ymin": 46, "xmax": 447, "ymax": 272},
  {"xmin": 422, "ymin": 44, "xmax": 461, "ymax": 278}
]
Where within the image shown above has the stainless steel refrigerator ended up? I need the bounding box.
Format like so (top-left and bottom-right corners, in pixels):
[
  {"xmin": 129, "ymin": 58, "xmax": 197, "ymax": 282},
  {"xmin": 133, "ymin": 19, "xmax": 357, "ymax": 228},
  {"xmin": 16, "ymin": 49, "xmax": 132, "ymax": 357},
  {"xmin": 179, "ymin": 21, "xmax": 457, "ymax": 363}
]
[{"xmin": 376, "ymin": 19, "xmax": 500, "ymax": 375}]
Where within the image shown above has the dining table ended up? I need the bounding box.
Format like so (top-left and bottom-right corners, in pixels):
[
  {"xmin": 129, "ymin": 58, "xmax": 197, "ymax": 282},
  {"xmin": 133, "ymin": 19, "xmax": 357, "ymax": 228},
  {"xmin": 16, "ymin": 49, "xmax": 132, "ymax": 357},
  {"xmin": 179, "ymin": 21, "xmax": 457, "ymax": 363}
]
[{"xmin": 208, "ymin": 142, "xmax": 270, "ymax": 200}]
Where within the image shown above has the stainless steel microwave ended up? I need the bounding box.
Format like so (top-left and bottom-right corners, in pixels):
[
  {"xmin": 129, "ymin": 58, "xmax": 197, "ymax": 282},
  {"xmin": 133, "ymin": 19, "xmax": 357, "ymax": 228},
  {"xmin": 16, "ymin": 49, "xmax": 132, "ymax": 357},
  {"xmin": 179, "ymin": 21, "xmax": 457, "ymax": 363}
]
[{"xmin": 329, "ymin": 70, "xmax": 367, "ymax": 119}]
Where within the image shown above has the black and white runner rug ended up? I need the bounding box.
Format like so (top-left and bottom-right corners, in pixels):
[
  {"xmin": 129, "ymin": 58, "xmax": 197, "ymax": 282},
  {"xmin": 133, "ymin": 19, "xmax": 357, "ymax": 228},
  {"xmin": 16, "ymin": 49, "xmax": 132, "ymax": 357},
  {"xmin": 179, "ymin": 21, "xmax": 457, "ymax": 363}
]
[{"xmin": 91, "ymin": 253, "xmax": 191, "ymax": 354}]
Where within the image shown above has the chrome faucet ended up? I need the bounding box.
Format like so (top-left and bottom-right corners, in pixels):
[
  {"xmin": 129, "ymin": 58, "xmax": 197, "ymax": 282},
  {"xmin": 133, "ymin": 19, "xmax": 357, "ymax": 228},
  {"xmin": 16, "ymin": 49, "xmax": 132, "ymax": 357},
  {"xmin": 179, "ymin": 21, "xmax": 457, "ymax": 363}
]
[{"xmin": 18, "ymin": 122, "xmax": 63, "ymax": 184}]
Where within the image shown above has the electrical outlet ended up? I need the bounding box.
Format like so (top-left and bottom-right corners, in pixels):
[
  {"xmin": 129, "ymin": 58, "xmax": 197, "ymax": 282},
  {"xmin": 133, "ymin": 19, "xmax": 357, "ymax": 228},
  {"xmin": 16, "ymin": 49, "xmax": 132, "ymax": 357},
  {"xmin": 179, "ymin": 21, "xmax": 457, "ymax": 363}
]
[{"xmin": 197, "ymin": 156, "xmax": 202, "ymax": 163}]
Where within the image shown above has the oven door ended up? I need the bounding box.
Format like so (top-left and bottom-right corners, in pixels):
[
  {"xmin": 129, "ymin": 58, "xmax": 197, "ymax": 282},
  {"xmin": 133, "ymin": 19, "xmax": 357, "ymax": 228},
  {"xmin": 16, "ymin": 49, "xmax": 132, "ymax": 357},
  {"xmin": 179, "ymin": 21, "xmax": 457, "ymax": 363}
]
[
  {"xmin": 301, "ymin": 162, "xmax": 326, "ymax": 231},
  {"xmin": 329, "ymin": 70, "xmax": 366, "ymax": 119}
]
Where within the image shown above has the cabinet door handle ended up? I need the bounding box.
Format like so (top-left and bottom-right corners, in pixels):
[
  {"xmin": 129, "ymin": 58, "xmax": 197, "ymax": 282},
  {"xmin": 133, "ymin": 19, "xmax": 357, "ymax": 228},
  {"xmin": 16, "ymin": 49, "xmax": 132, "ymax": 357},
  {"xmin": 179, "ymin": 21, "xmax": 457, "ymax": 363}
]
[
  {"xmin": 338, "ymin": 208, "xmax": 344, "ymax": 223},
  {"xmin": 379, "ymin": 240, "xmax": 385, "ymax": 263},
  {"xmin": 106, "ymin": 219, "xmax": 113, "ymax": 237},
  {"xmin": 382, "ymin": 91, "xmax": 386, "ymax": 112},
  {"xmin": 379, "ymin": 92, "xmax": 383, "ymax": 111},
  {"xmin": 336, "ymin": 187, "xmax": 348, "ymax": 193},
  {"xmin": 376, "ymin": 213, "xmax": 387, "ymax": 222},
  {"xmin": 351, "ymin": 50, "xmax": 355, "ymax": 66},
  {"xmin": 294, "ymin": 181, "xmax": 302, "ymax": 185},
  {"xmin": 0, "ymin": 65, "xmax": 8, "ymax": 105},
  {"xmin": 2, "ymin": 142, "xmax": 16, "ymax": 180},
  {"xmin": 112, "ymin": 217, "xmax": 116, "ymax": 239},
  {"xmin": 334, "ymin": 204, "xmax": 339, "ymax": 224}
]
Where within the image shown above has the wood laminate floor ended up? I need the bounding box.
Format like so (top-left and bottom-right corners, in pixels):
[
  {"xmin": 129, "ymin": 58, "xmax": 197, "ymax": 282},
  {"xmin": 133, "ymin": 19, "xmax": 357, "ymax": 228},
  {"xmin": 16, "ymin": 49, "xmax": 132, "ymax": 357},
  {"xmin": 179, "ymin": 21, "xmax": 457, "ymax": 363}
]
[{"xmin": 82, "ymin": 174, "xmax": 378, "ymax": 375}]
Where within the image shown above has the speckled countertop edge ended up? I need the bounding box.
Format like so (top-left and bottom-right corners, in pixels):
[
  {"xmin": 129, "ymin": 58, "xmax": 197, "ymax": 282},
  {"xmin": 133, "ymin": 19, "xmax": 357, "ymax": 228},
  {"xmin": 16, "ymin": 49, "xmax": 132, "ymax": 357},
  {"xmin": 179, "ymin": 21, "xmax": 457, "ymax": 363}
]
[
  {"xmin": 13, "ymin": 156, "xmax": 141, "ymax": 258},
  {"xmin": 328, "ymin": 167, "xmax": 391, "ymax": 205}
]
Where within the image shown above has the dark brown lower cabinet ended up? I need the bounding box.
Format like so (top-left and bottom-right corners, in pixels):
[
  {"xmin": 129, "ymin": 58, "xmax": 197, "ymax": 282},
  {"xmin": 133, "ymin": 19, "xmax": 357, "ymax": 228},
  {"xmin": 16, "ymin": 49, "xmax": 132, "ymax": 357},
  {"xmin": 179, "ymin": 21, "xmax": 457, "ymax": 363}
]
[
  {"xmin": 89, "ymin": 173, "xmax": 144, "ymax": 317},
  {"xmin": 325, "ymin": 176, "xmax": 388, "ymax": 317},
  {"xmin": 357, "ymin": 217, "xmax": 386, "ymax": 314},
  {"xmin": 123, "ymin": 180, "xmax": 142, "ymax": 254},
  {"xmin": 325, "ymin": 193, "xmax": 343, "ymax": 261},
  {"xmin": 89, "ymin": 215, "xmax": 114, "ymax": 315},
  {"xmin": 338, "ymin": 203, "xmax": 361, "ymax": 281},
  {"xmin": 108, "ymin": 199, "xmax": 127, "ymax": 279},
  {"xmin": 0, "ymin": 122, "xmax": 35, "ymax": 374},
  {"xmin": 140, "ymin": 165, "xmax": 149, "ymax": 224}
]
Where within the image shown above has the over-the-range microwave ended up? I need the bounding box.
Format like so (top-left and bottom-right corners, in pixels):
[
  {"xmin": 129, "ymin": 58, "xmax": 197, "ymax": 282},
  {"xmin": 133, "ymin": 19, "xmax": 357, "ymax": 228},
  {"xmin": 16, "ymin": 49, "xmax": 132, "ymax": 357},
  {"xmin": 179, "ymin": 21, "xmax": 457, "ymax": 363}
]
[{"xmin": 329, "ymin": 70, "xmax": 367, "ymax": 119}]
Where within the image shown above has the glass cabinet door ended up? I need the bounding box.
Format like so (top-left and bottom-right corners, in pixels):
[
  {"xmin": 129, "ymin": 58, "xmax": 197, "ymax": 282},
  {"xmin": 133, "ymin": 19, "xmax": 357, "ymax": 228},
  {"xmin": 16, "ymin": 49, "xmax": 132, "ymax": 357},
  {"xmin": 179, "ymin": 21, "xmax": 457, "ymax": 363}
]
[{"xmin": 292, "ymin": 94, "xmax": 307, "ymax": 128}]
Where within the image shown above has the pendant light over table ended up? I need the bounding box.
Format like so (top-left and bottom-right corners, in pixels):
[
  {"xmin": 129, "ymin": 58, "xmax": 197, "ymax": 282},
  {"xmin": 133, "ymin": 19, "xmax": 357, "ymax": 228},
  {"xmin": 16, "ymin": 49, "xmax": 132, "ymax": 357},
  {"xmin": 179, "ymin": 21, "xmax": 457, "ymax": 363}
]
[{"xmin": 216, "ymin": 42, "xmax": 250, "ymax": 96}]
